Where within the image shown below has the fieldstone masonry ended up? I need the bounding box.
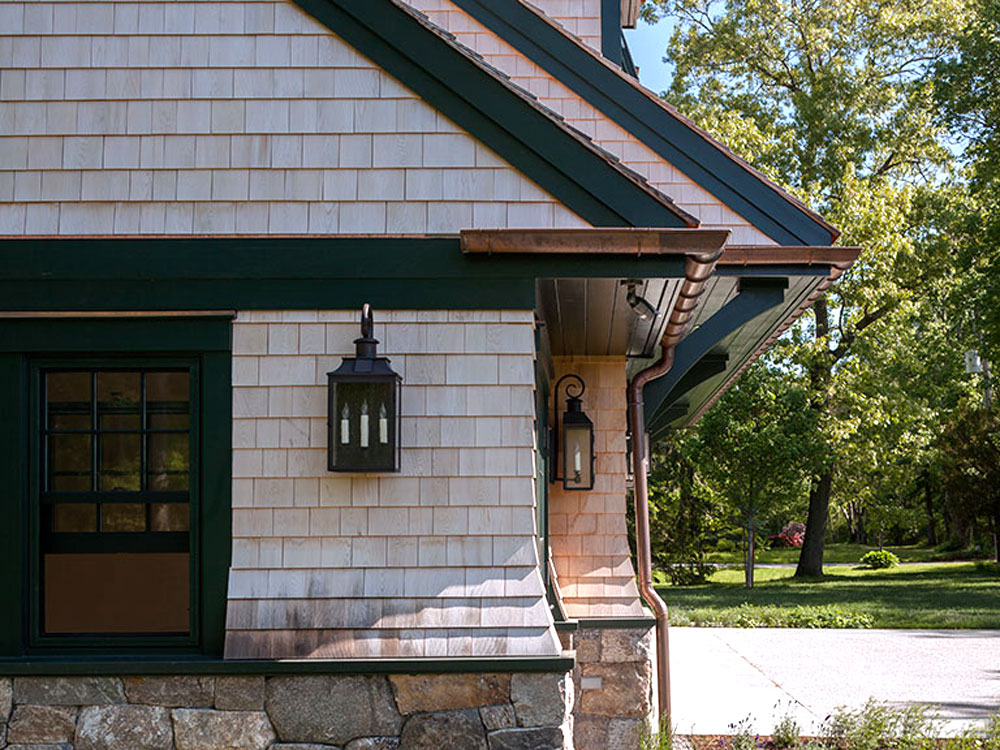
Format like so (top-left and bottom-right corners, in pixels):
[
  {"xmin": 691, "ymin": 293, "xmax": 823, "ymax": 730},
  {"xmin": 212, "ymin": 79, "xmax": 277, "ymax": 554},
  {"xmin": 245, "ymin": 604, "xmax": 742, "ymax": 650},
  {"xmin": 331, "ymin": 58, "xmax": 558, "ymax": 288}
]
[
  {"xmin": 0, "ymin": 672, "xmax": 573, "ymax": 750},
  {"xmin": 572, "ymin": 626, "xmax": 656, "ymax": 750}
]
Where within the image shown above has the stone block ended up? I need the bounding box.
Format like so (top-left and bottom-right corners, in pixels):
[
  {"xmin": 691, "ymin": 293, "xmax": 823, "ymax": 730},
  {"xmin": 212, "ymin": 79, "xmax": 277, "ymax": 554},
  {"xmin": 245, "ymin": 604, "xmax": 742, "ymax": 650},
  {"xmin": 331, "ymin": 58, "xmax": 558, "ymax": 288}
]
[
  {"xmin": 574, "ymin": 630, "xmax": 600, "ymax": 663},
  {"xmin": 578, "ymin": 662, "xmax": 651, "ymax": 718},
  {"xmin": 75, "ymin": 705, "xmax": 173, "ymax": 750},
  {"xmin": 344, "ymin": 739, "xmax": 400, "ymax": 750},
  {"xmin": 7, "ymin": 706, "xmax": 77, "ymax": 744},
  {"xmin": 1, "ymin": 676, "xmax": 11, "ymax": 720},
  {"xmin": 399, "ymin": 710, "xmax": 487, "ymax": 750},
  {"xmin": 510, "ymin": 673, "xmax": 573, "ymax": 728},
  {"xmin": 172, "ymin": 709, "xmax": 276, "ymax": 750},
  {"xmin": 123, "ymin": 677, "xmax": 215, "ymax": 707},
  {"xmin": 572, "ymin": 715, "xmax": 608, "ymax": 750},
  {"xmin": 214, "ymin": 676, "xmax": 265, "ymax": 710},
  {"xmin": 480, "ymin": 704, "xmax": 516, "ymax": 731},
  {"xmin": 389, "ymin": 674, "xmax": 509, "ymax": 714},
  {"xmin": 607, "ymin": 718, "xmax": 645, "ymax": 750},
  {"xmin": 267, "ymin": 676, "xmax": 402, "ymax": 745},
  {"xmin": 599, "ymin": 628, "xmax": 653, "ymax": 664},
  {"xmin": 14, "ymin": 677, "xmax": 125, "ymax": 705},
  {"xmin": 487, "ymin": 727, "xmax": 565, "ymax": 750},
  {"xmin": 272, "ymin": 745, "xmax": 343, "ymax": 750},
  {"xmin": 6, "ymin": 745, "xmax": 75, "ymax": 750}
]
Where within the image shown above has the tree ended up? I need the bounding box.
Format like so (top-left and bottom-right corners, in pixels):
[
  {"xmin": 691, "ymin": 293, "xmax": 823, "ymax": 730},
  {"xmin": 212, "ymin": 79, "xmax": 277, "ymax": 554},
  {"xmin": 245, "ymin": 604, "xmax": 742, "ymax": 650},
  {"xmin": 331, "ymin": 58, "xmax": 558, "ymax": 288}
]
[
  {"xmin": 939, "ymin": 407, "xmax": 1000, "ymax": 561},
  {"xmin": 694, "ymin": 362, "xmax": 822, "ymax": 587},
  {"xmin": 642, "ymin": 0, "xmax": 964, "ymax": 575}
]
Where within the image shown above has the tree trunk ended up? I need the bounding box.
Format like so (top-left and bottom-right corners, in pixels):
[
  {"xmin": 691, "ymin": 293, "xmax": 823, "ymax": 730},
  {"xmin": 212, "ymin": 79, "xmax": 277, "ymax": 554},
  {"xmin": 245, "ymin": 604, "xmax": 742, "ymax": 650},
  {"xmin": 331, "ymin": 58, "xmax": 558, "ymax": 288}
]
[
  {"xmin": 745, "ymin": 520, "xmax": 756, "ymax": 589},
  {"xmin": 924, "ymin": 477, "xmax": 937, "ymax": 547},
  {"xmin": 796, "ymin": 472, "xmax": 832, "ymax": 577}
]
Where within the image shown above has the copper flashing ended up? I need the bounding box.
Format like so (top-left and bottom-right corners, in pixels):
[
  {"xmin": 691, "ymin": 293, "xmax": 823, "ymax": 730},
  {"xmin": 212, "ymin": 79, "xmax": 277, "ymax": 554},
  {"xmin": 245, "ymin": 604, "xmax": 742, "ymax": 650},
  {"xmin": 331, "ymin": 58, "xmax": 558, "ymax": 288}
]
[
  {"xmin": 460, "ymin": 228, "xmax": 730, "ymax": 256},
  {"xmin": 718, "ymin": 245, "xmax": 860, "ymax": 269}
]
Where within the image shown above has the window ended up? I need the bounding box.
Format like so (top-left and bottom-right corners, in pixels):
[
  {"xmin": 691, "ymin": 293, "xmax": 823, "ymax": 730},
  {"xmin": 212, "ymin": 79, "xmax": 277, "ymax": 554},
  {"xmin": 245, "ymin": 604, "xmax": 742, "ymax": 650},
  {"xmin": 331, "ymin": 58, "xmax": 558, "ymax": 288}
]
[
  {"xmin": 0, "ymin": 316, "xmax": 231, "ymax": 658},
  {"xmin": 38, "ymin": 366, "xmax": 196, "ymax": 636}
]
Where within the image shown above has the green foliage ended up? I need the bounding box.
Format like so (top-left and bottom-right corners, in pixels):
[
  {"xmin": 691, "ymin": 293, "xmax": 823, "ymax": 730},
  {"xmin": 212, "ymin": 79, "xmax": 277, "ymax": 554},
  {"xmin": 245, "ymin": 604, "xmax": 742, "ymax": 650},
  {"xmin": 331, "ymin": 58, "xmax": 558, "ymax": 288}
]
[
  {"xmin": 639, "ymin": 716, "xmax": 676, "ymax": 750},
  {"xmin": 821, "ymin": 700, "xmax": 938, "ymax": 750},
  {"xmin": 672, "ymin": 602, "xmax": 873, "ymax": 628},
  {"xmin": 860, "ymin": 550, "xmax": 901, "ymax": 569},
  {"xmin": 725, "ymin": 717, "xmax": 759, "ymax": 750},
  {"xmin": 772, "ymin": 713, "xmax": 803, "ymax": 749}
]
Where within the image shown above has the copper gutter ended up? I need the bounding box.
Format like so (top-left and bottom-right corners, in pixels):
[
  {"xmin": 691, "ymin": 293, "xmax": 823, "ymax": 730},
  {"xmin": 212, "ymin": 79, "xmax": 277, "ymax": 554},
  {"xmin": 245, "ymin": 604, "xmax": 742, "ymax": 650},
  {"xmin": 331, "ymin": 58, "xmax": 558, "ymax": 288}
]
[
  {"xmin": 460, "ymin": 228, "xmax": 731, "ymax": 256},
  {"xmin": 628, "ymin": 248, "xmax": 724, "ymax": 722}
]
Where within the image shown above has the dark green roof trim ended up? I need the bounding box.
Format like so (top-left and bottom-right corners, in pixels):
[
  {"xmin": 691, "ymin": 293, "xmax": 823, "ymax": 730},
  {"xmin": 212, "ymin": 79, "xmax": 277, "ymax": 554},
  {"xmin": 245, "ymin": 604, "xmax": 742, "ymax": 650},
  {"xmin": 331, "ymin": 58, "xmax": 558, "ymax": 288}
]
[
  {"xmin": 0, "ymin": 656, "xmax": 575, "ymax": 676},
  {"xmin": 445, "ymin": 0, "xmax": 836, "ymax": 246},
  {"xmin": 601, "ymin": 0, "xmax": 621, "ymax": 64},
  {"xmin": 0, "ymin": 237, "xmax": 686, "ymax": 312},
  {"xmin": 288, "ymin": 0, "xmax": 690, "ymax": 229}
]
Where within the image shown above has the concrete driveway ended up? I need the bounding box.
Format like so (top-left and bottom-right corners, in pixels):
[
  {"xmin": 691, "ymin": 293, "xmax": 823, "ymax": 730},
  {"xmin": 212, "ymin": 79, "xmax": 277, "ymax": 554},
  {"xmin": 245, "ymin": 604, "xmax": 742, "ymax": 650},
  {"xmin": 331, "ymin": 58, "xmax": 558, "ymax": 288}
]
[{"xmin": 669, "ymin": 628, "xmax": 1000, "ymax": 736}]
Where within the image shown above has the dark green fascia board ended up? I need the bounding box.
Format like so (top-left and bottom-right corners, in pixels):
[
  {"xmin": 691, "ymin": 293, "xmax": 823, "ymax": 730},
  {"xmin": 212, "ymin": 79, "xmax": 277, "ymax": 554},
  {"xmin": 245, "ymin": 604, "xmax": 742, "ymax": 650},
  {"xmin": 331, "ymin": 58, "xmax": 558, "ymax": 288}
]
[
  {"xmin": 0, "ymin": 238, "xmax": 687, "ymax": 311},
  {"xmin": 0, "ymin": 318, "xmax": 232, "ymax": 353},
  {"xmin": 643, "ymin": 277, "xmax": 788, "ymax": 429},
  {"xmin": 445, "ymin": 0, "xmax": 835, "ymax": 246},
  {"xmin": 601, "ymin": 0, "xmax": 621, "ymax": 64},
  {"xmin": 645, "ymin": 354, "xmax": 728, "ymax": 436},
  {"xmin": 0, "ymin": 656, "xmax": 576, "ymax": 676},
  {"xmin": 288, "ymin": 0, "xmax": 687, "ymax": 229}
]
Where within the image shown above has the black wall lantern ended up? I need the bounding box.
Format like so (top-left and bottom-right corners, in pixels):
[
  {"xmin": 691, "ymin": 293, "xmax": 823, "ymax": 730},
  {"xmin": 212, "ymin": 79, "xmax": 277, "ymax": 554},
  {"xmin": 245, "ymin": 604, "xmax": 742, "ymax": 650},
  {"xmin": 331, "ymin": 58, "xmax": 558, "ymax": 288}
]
[
  {"xmin": 551, "ymin": 374, "xmax": 595, "ymax": 491},
  {"xmin": 327, "ymin": 304, "xmax": 402, "ymax": 472}
]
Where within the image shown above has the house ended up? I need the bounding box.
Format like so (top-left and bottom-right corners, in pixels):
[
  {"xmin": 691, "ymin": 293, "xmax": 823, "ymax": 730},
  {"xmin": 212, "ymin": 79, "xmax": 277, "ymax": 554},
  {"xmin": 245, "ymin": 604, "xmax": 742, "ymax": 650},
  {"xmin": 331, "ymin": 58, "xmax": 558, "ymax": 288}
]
[{"xmin": 0, "ymin": 0, "xmax": 857, "ymax": 747}]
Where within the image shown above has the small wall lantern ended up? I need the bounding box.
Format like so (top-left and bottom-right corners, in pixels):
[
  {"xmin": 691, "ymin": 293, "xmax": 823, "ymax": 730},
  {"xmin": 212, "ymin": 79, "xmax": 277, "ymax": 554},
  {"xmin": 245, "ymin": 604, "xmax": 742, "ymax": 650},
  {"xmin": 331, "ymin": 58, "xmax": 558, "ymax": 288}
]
[
  {"xmin": 551, "ymin": 374, "xmax": 595, "ymax": 491},
  {"xmin": 327, "ymin": 304, "xmax": 402, "ymax": 472}
]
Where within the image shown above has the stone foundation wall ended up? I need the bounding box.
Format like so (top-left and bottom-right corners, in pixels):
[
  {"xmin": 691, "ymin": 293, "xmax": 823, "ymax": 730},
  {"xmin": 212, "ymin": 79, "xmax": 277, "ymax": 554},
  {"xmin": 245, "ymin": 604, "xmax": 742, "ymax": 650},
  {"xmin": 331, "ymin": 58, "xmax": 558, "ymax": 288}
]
[
  {"xmin": 572, "ymin": 625, "xmax": 656, "ymax": 750},
  {"xmin": 0, "ymin": 671, "xmax": 574, "ymax": 750}
]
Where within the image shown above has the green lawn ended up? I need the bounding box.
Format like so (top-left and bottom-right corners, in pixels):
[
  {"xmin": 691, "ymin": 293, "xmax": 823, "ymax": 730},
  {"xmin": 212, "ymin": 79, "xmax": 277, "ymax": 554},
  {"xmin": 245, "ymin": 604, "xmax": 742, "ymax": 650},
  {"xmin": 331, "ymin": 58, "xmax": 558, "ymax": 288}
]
[
  {"xmin": 655, "ymin": 562, "xmax": 1000, "ymax": 629},
  {"xmin": 704, "ymin": 543, "xmax": 986, "ymax": 565}
]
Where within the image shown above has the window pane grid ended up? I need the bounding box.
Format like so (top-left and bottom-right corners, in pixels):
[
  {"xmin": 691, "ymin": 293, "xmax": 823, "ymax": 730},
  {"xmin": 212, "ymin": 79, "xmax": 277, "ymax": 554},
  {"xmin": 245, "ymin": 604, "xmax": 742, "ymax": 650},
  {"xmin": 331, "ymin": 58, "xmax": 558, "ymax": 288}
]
[{"xmin": 43, "ymin": 369, "xmax": 191, "ymax": 537}]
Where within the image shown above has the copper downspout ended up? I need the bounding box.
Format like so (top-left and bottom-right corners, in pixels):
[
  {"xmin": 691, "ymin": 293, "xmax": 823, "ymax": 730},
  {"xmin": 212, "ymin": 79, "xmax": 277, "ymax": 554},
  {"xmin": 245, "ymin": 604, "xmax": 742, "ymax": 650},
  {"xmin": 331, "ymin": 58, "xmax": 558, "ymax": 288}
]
[{"xmin": 628, "ymin": 249, "xmax": 723, "ymax": 722}]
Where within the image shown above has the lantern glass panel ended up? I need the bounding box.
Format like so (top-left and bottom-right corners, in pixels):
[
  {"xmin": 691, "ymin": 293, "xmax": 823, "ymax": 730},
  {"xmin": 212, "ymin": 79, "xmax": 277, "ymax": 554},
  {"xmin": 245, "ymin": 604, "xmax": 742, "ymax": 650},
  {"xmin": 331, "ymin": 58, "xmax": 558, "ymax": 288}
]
[
  {"xmin": 562, "ymin": 421, "xmax": 593, "ymax": 490},
  {"xmin": 328, "ymin": 378, "xmax": 399, "ymax": 472}
]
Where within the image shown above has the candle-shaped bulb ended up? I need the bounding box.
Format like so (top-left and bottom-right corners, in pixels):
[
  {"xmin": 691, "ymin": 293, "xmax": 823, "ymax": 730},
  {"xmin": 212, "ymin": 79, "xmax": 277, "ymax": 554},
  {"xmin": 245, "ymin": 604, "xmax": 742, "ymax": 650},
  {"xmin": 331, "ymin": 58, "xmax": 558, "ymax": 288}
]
[
  {"xmin": 360, "ymin": 400, "xmax": 370, "ymax": 449},
  {"xmin": 340, "ymin": 404, "xmax": 350, "ymax": 445},
  {"xmin": 379, "ymin": 403, "xmax": 389, "ymax": 445},
  {"xmin": 573, "ymin": 442, "xmax": 582, "ymax": 482}
]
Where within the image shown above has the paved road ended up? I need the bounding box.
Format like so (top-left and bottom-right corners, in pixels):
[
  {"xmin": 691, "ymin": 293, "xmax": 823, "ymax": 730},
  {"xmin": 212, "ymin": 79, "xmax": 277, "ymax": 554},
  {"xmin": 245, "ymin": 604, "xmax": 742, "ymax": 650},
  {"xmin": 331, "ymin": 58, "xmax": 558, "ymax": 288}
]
[{"xmin": 669, "ymin": 628, "xmax": 1000, "ymax": 737}]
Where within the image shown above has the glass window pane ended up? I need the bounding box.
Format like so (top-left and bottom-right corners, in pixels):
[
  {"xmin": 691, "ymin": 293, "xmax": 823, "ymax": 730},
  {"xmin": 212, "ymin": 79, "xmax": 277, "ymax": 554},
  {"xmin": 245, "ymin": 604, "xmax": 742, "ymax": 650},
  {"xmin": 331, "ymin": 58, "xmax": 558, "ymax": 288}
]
[
  {"xmin": 147, "ymin": 433, "xmax": 190, "ymax": 490},
  {"xmin": 151, "ymin": 503, "xmax": 190, "ymax": 532},
  {"xmin": 47, "ymin": 372, "xmax": 91, "ymax": 431},
  {"xmin": 147, "ymin": 372, "xmax": 190, "ymax": 430},
  {"xmin": 147, "ymin": 371, "xmax": 189, "ymax": 402},
  {"xmin": 48, "ymin": 434, "xmax": 92, "ymax": 492},
  {"xmin": 53, "ymin": 503, "xmax": 97, "ymax": 532},
  {"xmin": 100, "ymin": 433, "xmax": 141, "ymax": 491},
  {"xmin": 101, "ymin": 503, "xmax": 146, "ymax": 532},
  {"xmin": 98, "ymin": 372, "xmax": 140, "ymax": 418}
]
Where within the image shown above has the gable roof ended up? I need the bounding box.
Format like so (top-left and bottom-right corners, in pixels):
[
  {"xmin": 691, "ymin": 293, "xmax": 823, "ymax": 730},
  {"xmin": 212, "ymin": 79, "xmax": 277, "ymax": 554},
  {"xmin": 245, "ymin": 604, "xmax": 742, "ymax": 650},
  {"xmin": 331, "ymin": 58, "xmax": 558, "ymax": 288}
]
[
  {"xmin": 439, "ymin": 0, "xmax": 840, "ymax": 247},
  {"xmin": 289, "ymin": 0, "xmax": 697, "ymax": 229}
]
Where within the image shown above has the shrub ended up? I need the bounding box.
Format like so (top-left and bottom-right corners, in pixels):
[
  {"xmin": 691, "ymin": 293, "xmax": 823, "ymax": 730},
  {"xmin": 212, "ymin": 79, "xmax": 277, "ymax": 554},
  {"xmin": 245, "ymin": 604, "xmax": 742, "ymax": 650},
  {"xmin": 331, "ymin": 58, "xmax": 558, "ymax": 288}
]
[
  {"xmin": 772, "ymin": 712, "xmax": 802, "ymax": 749},
  {"xmin": 860, "ymin": 550, "xmax": 900, "ymax": 569},
  {"xmin": 769, "ymin": 522, "xmax": 806, "ymax": 548},
  {"xmin": 671, "ymin": 603, "xmax": 873, "ymax": 628},
  {"xmin": 821, "ymin": 700, "xmax": 937, "ymax": 750}
]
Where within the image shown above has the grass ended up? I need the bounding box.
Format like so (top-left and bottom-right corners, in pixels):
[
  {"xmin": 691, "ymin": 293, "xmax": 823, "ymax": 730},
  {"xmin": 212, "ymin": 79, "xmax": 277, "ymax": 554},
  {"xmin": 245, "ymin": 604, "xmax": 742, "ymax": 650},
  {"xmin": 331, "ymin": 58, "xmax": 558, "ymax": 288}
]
[
  {"xmin": 703, "ymin": 543, "xmax": 987, "ymax": 565},
  {"xmin": 655, "ymin": 562, "xmax": 1000, "ymax": 629}
]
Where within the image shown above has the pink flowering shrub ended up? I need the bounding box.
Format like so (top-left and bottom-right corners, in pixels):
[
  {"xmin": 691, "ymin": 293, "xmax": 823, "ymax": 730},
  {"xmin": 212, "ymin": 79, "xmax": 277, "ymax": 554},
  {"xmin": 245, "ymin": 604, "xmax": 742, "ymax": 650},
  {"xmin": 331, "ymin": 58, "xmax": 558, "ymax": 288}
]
[{"xmin": 768, "ymin": 522, "xmax": 805, "ymax": 548}]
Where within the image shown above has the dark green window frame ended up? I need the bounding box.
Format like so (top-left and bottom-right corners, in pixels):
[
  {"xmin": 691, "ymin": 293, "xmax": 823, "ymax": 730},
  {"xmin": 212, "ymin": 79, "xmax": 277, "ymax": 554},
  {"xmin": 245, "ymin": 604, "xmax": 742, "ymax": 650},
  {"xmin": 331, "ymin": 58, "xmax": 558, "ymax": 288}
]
[
  {"xmin": 31, "ymin": 359, "xmax": 200, "ymax": 648},
  {"xmin": 0, "ymin": 317, "xmax": 232, "ymax": 659}
]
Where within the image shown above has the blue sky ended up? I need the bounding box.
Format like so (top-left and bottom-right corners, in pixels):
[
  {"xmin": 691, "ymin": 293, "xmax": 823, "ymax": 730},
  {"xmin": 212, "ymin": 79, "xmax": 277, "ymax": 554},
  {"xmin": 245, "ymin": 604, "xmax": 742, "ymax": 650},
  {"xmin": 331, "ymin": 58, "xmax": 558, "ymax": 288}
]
[{"xmin": 623, "ymin": 16, "xmax": 675, "ymax": 95}]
